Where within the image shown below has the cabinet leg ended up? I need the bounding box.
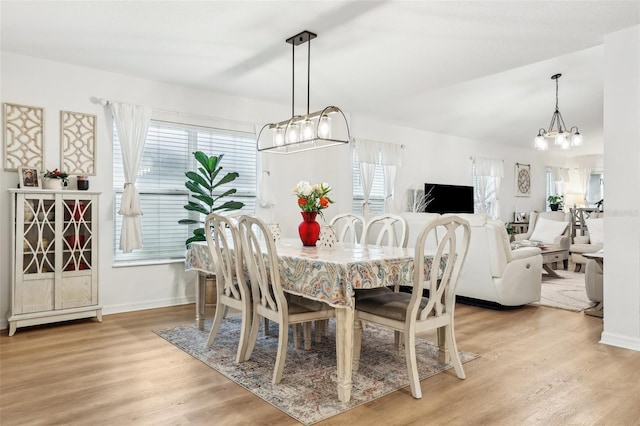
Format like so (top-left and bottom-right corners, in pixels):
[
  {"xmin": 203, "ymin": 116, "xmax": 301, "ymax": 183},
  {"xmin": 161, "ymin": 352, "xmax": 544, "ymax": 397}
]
[{"xmin": 9, "ymin": 322, "xmax": 16, "ymax": 336}]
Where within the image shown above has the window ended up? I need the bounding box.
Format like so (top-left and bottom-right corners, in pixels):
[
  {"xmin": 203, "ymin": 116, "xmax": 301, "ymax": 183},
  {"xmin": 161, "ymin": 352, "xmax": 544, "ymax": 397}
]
[
  {"xmin": 472, "ymin": 164, "xmax": 498, "ymax": 218},
  {"xmin": 352, "ymin": 160, "xmax": 385, "ymax": 214},
  {"xmin": 586, "ymin": 171, "xmax": 604, "ymax": 206},
  {"xmin": 545, "ymin": 169, "xmax": 564, "ymax": 211},
  {"xmin": 113, "ymin": 119, "xmax": 256, "ymax": 263}
]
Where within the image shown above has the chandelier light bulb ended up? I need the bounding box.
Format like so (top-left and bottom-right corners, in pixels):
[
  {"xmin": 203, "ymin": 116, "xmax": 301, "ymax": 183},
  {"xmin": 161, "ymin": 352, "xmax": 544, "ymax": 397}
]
[
  {"xmin": 318, "ymin": 115, "xmax": 331, "ymax": 139},
  {"xmin": 560, "ymin": 138, "xmax": 570, "ymax": 150},
  {"xmin": 274, "ymin": 127, "xmax": 284, "ymax": 146},
  {"xmin": 555, "ymin": 133, "xmax": 567, "ymax": 146},
  {"xmin": 302, "ymin": 119, "xmax": 315, "ymax": 140},
  {"xmin": 534, "ymin": 135, "xmax": 545, "ymax": 150},
  {"xmin": 288, "ymin": 122, "xmax": 300, "ymax": 144},
  {"xmin": 571, "ymin": 132, "xmax": 583, "ymax": 146}
]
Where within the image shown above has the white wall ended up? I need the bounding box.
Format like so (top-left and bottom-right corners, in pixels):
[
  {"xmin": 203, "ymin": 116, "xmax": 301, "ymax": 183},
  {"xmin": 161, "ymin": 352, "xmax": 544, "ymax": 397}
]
[
  {"xmin": 602, "ymin": 25, "xmax": 640, "ymax": 350},
  {"xmin": 0, "ymin": 51, "xmax": 558, "ymax": 329}
]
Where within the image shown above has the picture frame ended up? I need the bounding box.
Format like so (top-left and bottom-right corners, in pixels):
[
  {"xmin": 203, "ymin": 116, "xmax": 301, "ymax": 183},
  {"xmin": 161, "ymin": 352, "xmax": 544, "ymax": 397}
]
[
  {"xmin": 19, "ymin": 166, "xmax": 41, "ymax": 188},
  {"xmin": 516, "ymin": 212, "xmax": 528, "ymax": 222},
  {"xmin": 515, "ymin": 163, "xmax": 531, "ymax": 197}
]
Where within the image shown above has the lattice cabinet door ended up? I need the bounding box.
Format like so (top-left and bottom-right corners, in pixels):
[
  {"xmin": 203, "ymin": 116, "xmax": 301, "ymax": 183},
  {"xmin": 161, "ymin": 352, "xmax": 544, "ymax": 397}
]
[{"xmin": 9, "ymin": 189, "xmax": 102, "ymax": 336}]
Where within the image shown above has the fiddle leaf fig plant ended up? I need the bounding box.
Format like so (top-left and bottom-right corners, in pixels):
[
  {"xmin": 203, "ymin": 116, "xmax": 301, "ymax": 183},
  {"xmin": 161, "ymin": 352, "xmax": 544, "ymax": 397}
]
[{"xmin": 178, "ymin": 151, "xmax": 244, "ymax": 246}]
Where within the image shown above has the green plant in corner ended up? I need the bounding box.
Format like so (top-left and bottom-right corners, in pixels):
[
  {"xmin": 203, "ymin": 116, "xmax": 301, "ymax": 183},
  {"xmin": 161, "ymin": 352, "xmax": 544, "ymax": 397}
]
[
  {"xmin": 178, "ymin": 151, "xmax": 244, "ymax": 246},
  {"xmin": 547, "ymin": 194, "xmax": 564, "ymax": 211}
]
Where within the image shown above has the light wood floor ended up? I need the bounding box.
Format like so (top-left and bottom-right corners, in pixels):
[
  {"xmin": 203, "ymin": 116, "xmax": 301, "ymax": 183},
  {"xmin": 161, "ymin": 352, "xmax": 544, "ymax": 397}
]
[{"xmin": 1, "ymin": 302, "xmax": 639, "ymax": 426}]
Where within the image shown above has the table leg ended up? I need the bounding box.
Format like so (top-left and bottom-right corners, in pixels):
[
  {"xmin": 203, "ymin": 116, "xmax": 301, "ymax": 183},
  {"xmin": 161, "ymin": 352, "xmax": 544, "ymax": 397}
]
[
  {"xmin": 437, "ymin": 326, "xmax": 450, "ymax": 364},
  {"xmin": 543, "ymin": 263, "xmax": 562, "ymax": 278},
  {"xmin": 335, "ymin": 306, "xmax": 354, "ymax": 403},
  {"xmin": 195, "ymin": 272, "xmax": 207, "ymax": 330}
]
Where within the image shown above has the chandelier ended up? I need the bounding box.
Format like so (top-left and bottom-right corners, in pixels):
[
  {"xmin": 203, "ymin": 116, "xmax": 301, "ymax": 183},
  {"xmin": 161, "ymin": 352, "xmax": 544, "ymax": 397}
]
[
  {"xmin": 534, "ymin": 73, "xmax": 582, "ymax": 151},
  {"xmin": 257, "ymin": 30, "xmax": 351, "ymax": 154}
]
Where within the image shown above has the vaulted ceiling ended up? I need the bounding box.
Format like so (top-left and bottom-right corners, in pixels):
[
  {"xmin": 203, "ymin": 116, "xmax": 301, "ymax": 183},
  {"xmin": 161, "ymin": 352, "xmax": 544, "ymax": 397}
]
[{"xmin": 2, "ymin": 1, "xmax": 639, "ymax": 155}]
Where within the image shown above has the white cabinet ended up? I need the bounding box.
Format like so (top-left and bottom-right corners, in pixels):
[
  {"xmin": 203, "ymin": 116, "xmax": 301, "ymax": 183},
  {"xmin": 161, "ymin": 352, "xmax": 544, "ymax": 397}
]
[{"xmin": 8, "ymin": 189, "xmax": 102, "ymax": 336}]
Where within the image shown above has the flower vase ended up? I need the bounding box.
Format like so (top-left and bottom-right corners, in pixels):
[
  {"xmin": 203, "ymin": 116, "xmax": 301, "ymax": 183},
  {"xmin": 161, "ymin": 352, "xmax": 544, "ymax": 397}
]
[
  {"xmin": 298, "ymin": 212, "xmax": 321, "ymax": 246},
  {"xmin": 43, "ymin": 178, "xmax": 63, "ymax": 190}
]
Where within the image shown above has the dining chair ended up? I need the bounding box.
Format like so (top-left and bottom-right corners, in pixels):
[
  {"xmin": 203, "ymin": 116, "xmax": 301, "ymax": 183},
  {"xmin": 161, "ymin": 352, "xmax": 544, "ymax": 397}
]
[
  {"xmin": 361, "ymin": 213, "xmax": 409, "ymax": 248},
  {"xmin": 329, "ymin": 212, "xmax": 365, "ymax": 244},
  {"xmin": 353, "ymin": 215, "xmax": 471, "ymax": 398},
  {"xmin": 203, "ymin": 213, "xmax": 252, "ymax": 364},
  {"xmin": 237, "ymin": 215, "xmax": 335, "ymax": 384},
  {"xmin": 357, "ymin": 214, "xmax": 409, "ymax": 299}
]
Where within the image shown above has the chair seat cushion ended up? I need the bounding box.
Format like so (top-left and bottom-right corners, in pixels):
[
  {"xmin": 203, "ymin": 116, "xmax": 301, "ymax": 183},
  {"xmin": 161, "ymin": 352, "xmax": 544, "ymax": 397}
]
[
  {"xmin": 570, "ymin": 243, "xmax": 603, "ymax": 254},
  {"xmin": 354, "ymin": 287, "xmax": 393, "ymax": 301},
  {"xmin": 285, "ymin": 293, "xmax": 330, "ymax": 311},
  {"xmin": 287, "ymin": 301, "xmax": 323, "ymax": 315},
  {"xmin": 356, "ymin": 292, "xmax": 429, "ymax": 321}
]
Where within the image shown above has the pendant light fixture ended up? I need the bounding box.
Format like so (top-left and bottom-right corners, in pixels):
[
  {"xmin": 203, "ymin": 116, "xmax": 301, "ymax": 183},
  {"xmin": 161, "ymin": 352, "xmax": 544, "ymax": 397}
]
[
  {"xmin": 257, "ymin": 30, "xmax": 351, "ymax": 154},
  {"xmin": 534, "ymin": 73, "xmax": 583, "ymax": 151}
]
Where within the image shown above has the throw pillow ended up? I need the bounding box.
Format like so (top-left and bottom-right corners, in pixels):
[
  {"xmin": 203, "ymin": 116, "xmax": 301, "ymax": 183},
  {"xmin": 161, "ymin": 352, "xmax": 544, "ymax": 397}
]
[
  {"xmin": 585, "ymin": 217, "xmax": 604, "ymax": 246},
  {"xmin": 529, "ymin": 217, "xmax": 569, "ymax": 244}
]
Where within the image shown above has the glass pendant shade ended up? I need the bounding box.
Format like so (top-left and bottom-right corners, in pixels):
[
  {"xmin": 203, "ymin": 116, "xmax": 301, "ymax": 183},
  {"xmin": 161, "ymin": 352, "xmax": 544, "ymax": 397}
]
[
  {"xmin": 534, "ymin": 135, "xmax": 548, "ymax": 150},
  {"xmin": 302, "ymin": 119, "xmax": 315, "ymax": 140},
  {"xmin": 555, "ymin": 133, "xmax": 567, "ymax": 146},
  {"xmin": 288, "ymin": 122, "xmax": 300, "ymax": 143},
  {"xmin": 318, "ymin": 115, "xmax": 331, "ymax": 139},
  {"xmin": 571, "ymin": 133, "xmax": 583, "ymax": 146},
  {"xmin": 274, "ymin": 127, "xmax": 284, "ymax": 146}
]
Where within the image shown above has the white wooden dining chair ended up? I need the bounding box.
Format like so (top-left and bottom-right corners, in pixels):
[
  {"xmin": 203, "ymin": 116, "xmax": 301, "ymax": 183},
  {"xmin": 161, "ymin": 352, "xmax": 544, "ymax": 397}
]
[
  {"xmin": 329, "ymin": 212, "xmax": 365, "ymax": 244},
  {"xmin": 237, "ymin": 215, "xmax": 335, "ymax": 384},
  {"xmin": 353, "ymin": 215, "xmax": 471, "ymax": 398},
  {"xmin": 361, "ymin": 213, "xmax": 409, "ymax": 248},
  {"xmin": 204, "ymin": 213, "xmax": 252, "ymax": 364}
]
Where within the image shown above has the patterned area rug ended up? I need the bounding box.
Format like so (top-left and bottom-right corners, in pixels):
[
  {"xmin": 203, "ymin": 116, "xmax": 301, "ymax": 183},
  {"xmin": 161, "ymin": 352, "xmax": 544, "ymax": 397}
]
[
  {"xmin": 155, "ymin": 317, "xmax": 479, "ymax": 425},
  {"xmin": 531, "ymin": 269, "xmax": 598, "ymax": 312}
]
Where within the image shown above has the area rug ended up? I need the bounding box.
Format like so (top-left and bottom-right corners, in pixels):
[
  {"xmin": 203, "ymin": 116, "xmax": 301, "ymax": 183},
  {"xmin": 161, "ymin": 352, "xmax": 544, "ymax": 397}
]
[
  {"xmin": 155, "ymin": 317, "xmax": 479, "ymax": 425},
  {"xmin": 531, "ymin": 269, "xmax": 598, "ymax": 312}
]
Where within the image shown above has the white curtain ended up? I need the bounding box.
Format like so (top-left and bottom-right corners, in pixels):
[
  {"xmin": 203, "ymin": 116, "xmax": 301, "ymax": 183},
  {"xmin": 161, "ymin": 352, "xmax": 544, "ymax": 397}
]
[
  {"xmin": 381, "ymin": 143, "xmax": 402, "ymax": 213},
  {"xmin": 474, "ymin": 157, "xmax": 504, "ymax": 219},
  {"xmin": 577, "ymin": 168, "xmax": 592, "ymax": 205},
  {"xmin": 548, "ymin": 166, "xmax": 570, "ymax": 195},
  {"xmin": 354, "ymin": 139, "xmax": 379, "ymax": 216},
  {"xmin": 111, "ymin": 102, "xmax": 152, "ymax": 253}
]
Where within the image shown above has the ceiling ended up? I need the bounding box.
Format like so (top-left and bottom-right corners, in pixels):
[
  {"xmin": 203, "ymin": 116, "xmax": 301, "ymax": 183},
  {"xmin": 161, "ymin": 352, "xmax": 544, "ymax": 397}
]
[{"xmin": 2, "ymin": 1, "xmax": 639, "ymax": 156}]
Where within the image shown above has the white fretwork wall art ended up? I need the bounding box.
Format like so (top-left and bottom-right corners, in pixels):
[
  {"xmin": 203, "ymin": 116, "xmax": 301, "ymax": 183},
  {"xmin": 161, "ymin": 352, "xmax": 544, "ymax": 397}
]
[
  {"xmin": 60, "ymin": 110, "xmax": 96, "ymax": 175},
  {"xmin": 3, "ymin": 103, "xmax": 45, "ymax": 171}
]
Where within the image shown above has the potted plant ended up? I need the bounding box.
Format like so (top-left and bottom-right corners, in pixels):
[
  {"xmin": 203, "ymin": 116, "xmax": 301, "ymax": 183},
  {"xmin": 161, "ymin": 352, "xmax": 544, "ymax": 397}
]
[
  {"xmin": 178, "ymin": 151, "xmax": 244, "ymax": 246},
  {"xmin": 43, "ymin": 169, "xmax": 69, "ymax": 190},
  {"xmin": 547, "ymin": 194, "xmax": 564, "ymax": 211}
]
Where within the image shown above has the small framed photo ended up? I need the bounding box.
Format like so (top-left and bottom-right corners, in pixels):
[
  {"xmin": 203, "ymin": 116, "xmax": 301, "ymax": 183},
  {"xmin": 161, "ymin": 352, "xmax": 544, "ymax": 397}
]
[
  {"xmin": 19, "ymin": 167, "xmax": 40, "ymax": 188},
  {"xmin": 516, "ymin": 212, "xmax": 528, "ymax": 222}
]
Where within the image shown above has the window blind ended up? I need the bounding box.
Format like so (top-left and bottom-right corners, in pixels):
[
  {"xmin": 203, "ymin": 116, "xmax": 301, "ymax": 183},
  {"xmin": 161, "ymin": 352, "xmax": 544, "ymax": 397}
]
[
  {"xmin": 352, "ymin": 161, "xmax": 385, "ymax": 214},
  {"xmin": 113, "ymin": 119, "xmax": 257, "ymax": 263}
]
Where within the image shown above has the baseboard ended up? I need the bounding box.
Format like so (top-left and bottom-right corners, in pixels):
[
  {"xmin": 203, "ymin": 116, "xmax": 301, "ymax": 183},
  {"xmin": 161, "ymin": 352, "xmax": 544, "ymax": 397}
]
[
  {"xmin": 0, "ymin": 297, "xmax": 195, "ymax": 330},
  {"xmin": 600, "ymin": 331, "xmax": 640, "ymax": 351},
  {"xmin": 102, "ymin": 296, "xmax": 194, "ymax": 316}
]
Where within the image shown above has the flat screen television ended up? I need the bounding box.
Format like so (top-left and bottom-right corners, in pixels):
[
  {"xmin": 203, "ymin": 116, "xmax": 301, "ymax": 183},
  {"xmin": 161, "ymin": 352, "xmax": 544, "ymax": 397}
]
[{"xmin": 424, "ymin": 183, "xmax": 474, "ymax": 214}]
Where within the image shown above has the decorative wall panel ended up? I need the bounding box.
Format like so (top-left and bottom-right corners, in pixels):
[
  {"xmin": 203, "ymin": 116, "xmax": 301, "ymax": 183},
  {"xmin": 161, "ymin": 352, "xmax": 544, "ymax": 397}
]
[
  {"xmin": 3, "ymin": 103, "xmax": 45, "ymax": 171},
  {"xmin": 60, "ymin": 111, "xmax": 96, "ymax": 175}
]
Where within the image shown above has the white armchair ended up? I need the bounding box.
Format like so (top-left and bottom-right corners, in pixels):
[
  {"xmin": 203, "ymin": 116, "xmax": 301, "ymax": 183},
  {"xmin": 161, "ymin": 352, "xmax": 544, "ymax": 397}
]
[
  {"xmin": 514, "ymin": 211, "xmax": 571, "ymax": 269},
  {"xmin": 455, "ymin": 215, "xmax": 543, "ymax": 306}
]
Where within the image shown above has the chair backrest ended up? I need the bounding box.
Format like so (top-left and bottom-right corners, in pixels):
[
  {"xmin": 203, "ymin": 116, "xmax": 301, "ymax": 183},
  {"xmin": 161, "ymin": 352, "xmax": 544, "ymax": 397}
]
[
  {"xmin": 329, "ymin": 213, "xmax": 365, "ymax": 244},
  {"xmin": 204, "ymin": 213, "xmax": 247, "ymax": 302},
  {"xmin": 409, "ymin": 216, "xmax": 471, "ymax": 322},
  {"xmin": 361, "ymin": 214, "xmax": 409, "ymax": 247},
  {"xmin": 237, "ymin": 215, "xmax": 287, "ymax": 317}
]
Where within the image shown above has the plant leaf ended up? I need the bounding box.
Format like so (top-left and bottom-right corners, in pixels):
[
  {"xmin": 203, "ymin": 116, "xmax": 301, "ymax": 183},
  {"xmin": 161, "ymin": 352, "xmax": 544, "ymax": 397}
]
[
  {"xmin": 183, "ymin": 202, "xmax": 209, "ymax": 215},
  {"xmin": 193, "ymin": 194, "xmax": 214, "ymax": 207},
  {"xmin": 211, "ymin": 172, "xmax": 239, "ymax": 190},
  {"xmin": 211, "ymin": 201, "xmax": 245, "ymax": 211},
  {"xmin": 194, "ymin": 151, "xmax": 212, "ymax": 173},
  {"xmin": 185, "ymin": 171, "xmax": 211, "ymax": 190}
]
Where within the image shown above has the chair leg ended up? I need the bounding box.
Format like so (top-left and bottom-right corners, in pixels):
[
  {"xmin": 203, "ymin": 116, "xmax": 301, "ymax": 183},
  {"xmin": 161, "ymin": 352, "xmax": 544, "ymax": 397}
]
[
  {"xmin": 206, "ymin": 302, "xmax": 225, "ymax": 347},
  {"xmin": 222, "ymin": 305, "xmax": 229, "ymax": 319},
  {"xmin": 404, "ymin": 330, "xmax": 421, "ymax": 399},
  {"xmin": 243, "ymin": 309, "xmax": 260, "ymax": 361},
  {"xmin": 575, "ymin": 263, "xmax": 583, "ymax": 273},
  {"xmin": 394, "ymin": 330, "xmax": 404, "ymax": 354},
  {"xmin": 293, "ymin": 324, "xmax": 302, "ymax": 349},
  {"xmin": 563, "ymin": 259, "xmax": 568, "ymax": 270},
  {"xmin": 323, "ymin": 319, "xmax": 330, "ymax": 337},
  {"xmin": 445, "ymin": 323, "xmax": 466, "ymax": 380},
  {"xmin": 353, "ymin": 319, "xmax": 362, "ymax": 372},
  {"xmin": 314, "ymin": 321, "xmax": 323, "ymax": 343},
  {"xmin": 235, "ymin": 300, "xmax": 252, "ymax": 363},
  {"xmin": 437, "ymin": 326, "xmax": 450, "ymax": 364},
  {"xmin": 273, "ymin": 320, "xmax": 289, "ymax": 384},
  {"xmin": 263, "ymin": 317, "xmax": 269, "ymax": 335},
  {"xmin": 303, "ymin": 322, "xmax": 312, "ymax": 350}
]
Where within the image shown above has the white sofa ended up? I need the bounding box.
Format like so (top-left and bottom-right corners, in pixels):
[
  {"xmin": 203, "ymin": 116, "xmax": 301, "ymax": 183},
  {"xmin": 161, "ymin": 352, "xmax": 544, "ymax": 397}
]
[{"xmin": 400, "ymin": 213, "xmax": 543, "ymax": 306}]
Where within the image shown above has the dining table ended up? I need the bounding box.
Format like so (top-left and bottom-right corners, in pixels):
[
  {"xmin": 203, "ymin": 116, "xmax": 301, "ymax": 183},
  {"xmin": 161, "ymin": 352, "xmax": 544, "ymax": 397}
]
[{"xmin": 185, "ymin": 238, "xmax": 439, "ymax": 402}]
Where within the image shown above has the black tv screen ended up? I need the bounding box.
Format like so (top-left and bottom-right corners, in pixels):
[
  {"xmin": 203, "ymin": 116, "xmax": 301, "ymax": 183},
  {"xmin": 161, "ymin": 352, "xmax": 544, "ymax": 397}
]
[{"xmin": 424, "ymin": 183, "xmax": 474, "ymax": 214}]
